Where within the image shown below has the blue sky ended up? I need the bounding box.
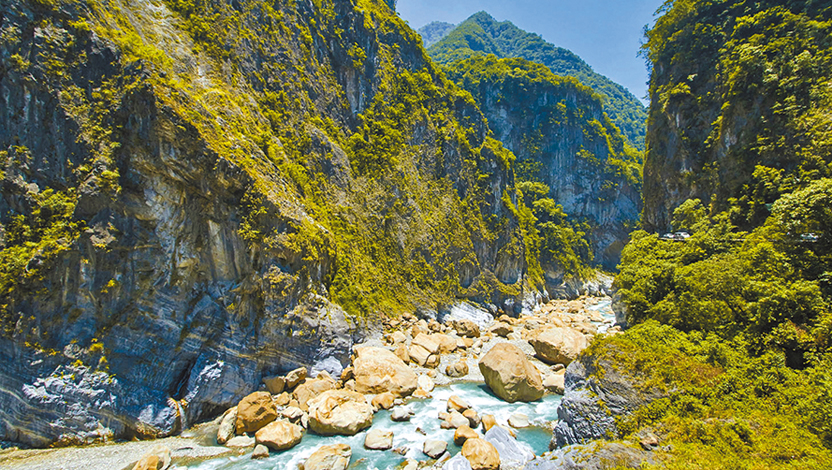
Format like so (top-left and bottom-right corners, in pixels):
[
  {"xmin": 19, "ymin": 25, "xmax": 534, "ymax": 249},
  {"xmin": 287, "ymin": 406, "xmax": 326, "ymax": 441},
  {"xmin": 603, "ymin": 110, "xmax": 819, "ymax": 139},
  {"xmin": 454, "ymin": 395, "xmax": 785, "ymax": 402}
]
[{"xmin": 396, "ymin": 0, "xmax": 663, "ymax": 104}]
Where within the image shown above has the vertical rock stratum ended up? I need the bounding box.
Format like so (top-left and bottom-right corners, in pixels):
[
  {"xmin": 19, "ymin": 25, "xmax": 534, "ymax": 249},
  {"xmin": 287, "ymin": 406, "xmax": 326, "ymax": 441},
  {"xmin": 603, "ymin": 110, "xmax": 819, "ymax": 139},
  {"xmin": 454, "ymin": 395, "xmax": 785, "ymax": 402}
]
[{"xmin": 0, "ymin": 0, "xmax": 539, "ymax": 446}]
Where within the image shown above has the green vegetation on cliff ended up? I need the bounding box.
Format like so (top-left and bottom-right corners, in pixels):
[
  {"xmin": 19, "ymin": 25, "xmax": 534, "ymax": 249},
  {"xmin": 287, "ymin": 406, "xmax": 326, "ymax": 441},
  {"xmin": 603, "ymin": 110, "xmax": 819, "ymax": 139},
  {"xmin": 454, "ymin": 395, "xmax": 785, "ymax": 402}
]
[
  {"xmin": 642, "ymin": 0, "xmax": 832, "ymax": 230},
  {"xmin": 611, "ymin": 1, "xmax": 832, "ymax": 466},
  {"xmin": 428, "ymin": 11, "xmax": 648, "ymax": 150},
  {"xmin": 0, "ymin": 0, "xmax": 546, "ymax": 336},
  {"xmin": 588, "ymin": 322, "xmax": 832, "ymax": 469},
  {"xmin": 444, "ymin": 54, "xmax": 642, "ymax": 270}
]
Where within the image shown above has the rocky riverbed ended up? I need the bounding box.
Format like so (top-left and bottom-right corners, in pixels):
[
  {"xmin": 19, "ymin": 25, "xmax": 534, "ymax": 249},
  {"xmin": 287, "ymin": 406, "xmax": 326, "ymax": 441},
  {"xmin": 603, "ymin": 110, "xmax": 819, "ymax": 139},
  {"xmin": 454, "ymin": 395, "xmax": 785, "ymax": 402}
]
[{"xmin": 1, "ymin": 296, "xmax": 655, "ymax": 470}]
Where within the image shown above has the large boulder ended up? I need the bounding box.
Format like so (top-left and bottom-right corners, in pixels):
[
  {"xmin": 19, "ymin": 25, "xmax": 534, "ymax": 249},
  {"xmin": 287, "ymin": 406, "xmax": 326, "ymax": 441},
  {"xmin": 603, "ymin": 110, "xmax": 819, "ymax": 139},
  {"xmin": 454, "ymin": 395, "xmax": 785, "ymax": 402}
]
[
  {"xmin": 263, "ymin": 376, "xmax": 286, "ymax": 395},
  {"xmin": 302, "ymin": 444, "xmax": 352, "ymax": 470},
  {"xmin": 412, "ymin": 333, "xmax": 440, "ymax": 355},
  {"xmin": 461, "ymin": 438, "xmax": 500, "ymax": 470},
  {"xmin": 478, "ymin": 343, "xmax": 544, "ymax": 402},
  {"xmin": 294, "ymin": 375, "xmax": 338, "ymax": 411},
  {"xmin": 307, "ymin": 390, "xmax": 373, "ymax": 436},
  {"xmin": 353, "ymin": 347, "xmax": 418, "ymax": 397},
  {"xmin": 255, "ymin": 420, "xmax": 303, "ymax": 451},
  {"xmin": 454, "ymin": 425, "xmax": 479, "ymax": 446},
  {"xmin": 236, "ymin": 392, "xmax": 278, "ymax": 434},
  {"xmin": 529, "ymin": 328, "xmax": 588, "ymax": 365},
  {"xmin": 285, "ymin": 367, "xmax": 308, "ymax": 390},
  {"xmin": 432, "ymin": 334, "xmax": 458, "ymax": 354}
]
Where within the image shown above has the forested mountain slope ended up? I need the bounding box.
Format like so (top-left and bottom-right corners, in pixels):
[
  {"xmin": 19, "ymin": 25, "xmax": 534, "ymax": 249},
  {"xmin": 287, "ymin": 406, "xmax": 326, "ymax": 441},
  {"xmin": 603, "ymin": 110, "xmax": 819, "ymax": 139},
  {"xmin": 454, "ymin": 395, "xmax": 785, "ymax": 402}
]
[
  {"xmin": 446, "ymin": 55, "xmax": 642, "ymax": 273},
  {"xmin": 0, "ymin": 0, "xmax": 545, "ymax": 446},
  {"xmin": 428, "ymin": 11, "xmax": 648, "ymax": 150},
  {"xmin": 579, "ymin": 2, "xmax": 832, "ymax": 468},
  {"xmin": 641, "ymin": 0, "xmax": 832, "ymax": 231}
]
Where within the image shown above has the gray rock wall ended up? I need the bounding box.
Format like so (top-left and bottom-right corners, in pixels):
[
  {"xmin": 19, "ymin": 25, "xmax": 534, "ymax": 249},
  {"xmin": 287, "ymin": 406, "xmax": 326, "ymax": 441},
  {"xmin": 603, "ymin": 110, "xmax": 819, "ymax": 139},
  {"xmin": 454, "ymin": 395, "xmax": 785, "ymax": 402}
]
[{"xmin": 0, "ymin": 0, "xmax": 533, "ymax": 446}]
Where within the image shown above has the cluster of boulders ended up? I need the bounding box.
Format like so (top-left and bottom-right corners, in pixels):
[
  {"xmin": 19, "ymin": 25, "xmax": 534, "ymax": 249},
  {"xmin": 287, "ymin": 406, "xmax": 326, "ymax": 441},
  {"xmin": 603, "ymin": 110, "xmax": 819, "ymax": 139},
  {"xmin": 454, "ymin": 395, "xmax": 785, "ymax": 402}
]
[
  {"xmin": 409, "ymin": 393, "xmax": 540, "ymax": 470},
  {"xmin": 187, "ymin": 296, "xmax": 614, "ymax": 470}
]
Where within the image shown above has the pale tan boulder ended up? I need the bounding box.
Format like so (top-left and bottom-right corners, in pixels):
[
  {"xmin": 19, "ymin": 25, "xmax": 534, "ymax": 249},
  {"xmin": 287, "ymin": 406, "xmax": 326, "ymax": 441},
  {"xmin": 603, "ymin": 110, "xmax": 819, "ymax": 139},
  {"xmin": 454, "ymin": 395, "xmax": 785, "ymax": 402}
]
[
  {"xmin": 454, "ymin": 425, "xmax": 479, "ymax": 446},
  {"xmin": 422, "ymin": 439, "xmax": 447, "ymax": 459},
  {"xmin": 131, "ymin": 455, "xmax": 161, "ymax": 470},
  {"xmin": 236, "ymin": 392, "xmax": 278, "ymax": 434},
  {"xmin": 255, "ymin": 420, "xmax": 303, "ymax": 451},
  {"xmin": 447, "ymin": 395, "xmax": 471, "ymax": 413},
  {"xmin": 371, "ymin": 392, "xmax": 396, "ymax": 411},
  {"xmin": 225, "ymin": 434, "xmax": 256, "ymax": 447},
  {"xmin": 529, "ymin": 327, "xmax": 588, "ymax": 365},
  {"xmin": 294, "ymin": 375, "xmax": 337, "ymax": 411},
  {"xmin": 543, "ymin": 373, "xmax": 565, "ymax": 394},
  {"xmin": 452, "ymin": 319, "xmax": 481, "ymax": 338},
  {"xmin": 412, "ymin": 388, "xmax": 432, "ymax": 399},
  {"xmin": 251, "ymin": 444, "xmax": 270, "ymax": 459},
  {"xmin": 488, "ymin": 322, "xmax": 512, "ymax": 337},
  {"xmin": 418, "ymin": 374, "xmax": 435, "ymax": 392},
  {"xmin": 340, "ymin": 366, "xmax": 354, "ymax": 383},
  {"xmin": 395, "ymin": 343, "xmax": 410, "ymax": 363},
  {"xmin": 285, "ymin": 367, "xmax": 308, "ymax": 389},
  {"xmin": 445, "ymin": 361, "xmax": 469, "ymax": 378},
  {"xmin": 481, "ymin": 414, "xmax": 497, "ymax": 432},
  {"xmin": 508, "ymin": 413, "xmax": 530, "ymax": 428},
  {"xmin": 353, "ymin": 347, "xmax": 418, "ymax": 397},
  {"xmin": 463, "ymin": 409, "xmax": 481, "ymax": 428},
  {"xmin": 443, "ymin": 411, "xmax": 469, "ymax": 429},
  {"xmin": 432, "ymin": 333, "xmax": 457, "ymax": 354},
  {"xmin": 302, "ymin": 444, "xmax": 352, "ymax": 470},
  {"xmin": 462, "ymin": 438, "xmax": 500, "ymax": 470},
  {"xmin": 391, "ymin": 330, "xmax": 407, "ymax": 344},
  {"xmin": 478, "ymin": 343, "xmax": 544, "ymax": 403},
  {"xmin": 412, "ymin": 333, "xmax": 440, "ymax": 355},
  {"xmin": 409, "ymin": 343, "xmax": 431, "ymax": 366},
  {"xmin": 263, "ymin": 376, "xmax": 286, "ymax": 395},
  {"xmin": 131, "ymin": 445, "xmax": 170, "ymax": 470},
  {"xmin": 364, "ymin": 429, "xmax": 394, "ymax": 450},
  {"xmin": 274, "ymin": 392, "xmax": 291, "ymax": 406},
  {"xmin": 307, "ymin": 390, "xmax": 373, "ymax": 436}
]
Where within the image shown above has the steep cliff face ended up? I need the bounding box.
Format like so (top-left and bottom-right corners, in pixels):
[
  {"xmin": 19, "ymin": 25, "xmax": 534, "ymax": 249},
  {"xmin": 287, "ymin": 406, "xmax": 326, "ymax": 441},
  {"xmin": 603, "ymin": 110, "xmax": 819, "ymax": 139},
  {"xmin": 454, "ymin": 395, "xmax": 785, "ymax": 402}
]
[
  {"xmin": 447, "ymin": 56, "xmax": 642, "ymax": 271},
  {"xmin": 0, "ymin": 0, "xmax": 538, "ymax": 446},
  {"xmin": 428, "ymin": 11, "xmax": 648, "ymax": 151},
  {"xmin": 642, "ymin": 0, "xmax": 832, "ymax": 231}
]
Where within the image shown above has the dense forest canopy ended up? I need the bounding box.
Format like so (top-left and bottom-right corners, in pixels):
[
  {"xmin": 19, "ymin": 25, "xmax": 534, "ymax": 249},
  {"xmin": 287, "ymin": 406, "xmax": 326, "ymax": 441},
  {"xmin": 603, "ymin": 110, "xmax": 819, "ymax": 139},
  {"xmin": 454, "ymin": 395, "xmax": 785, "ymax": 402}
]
[{"xmin": 606, "ymin": 1, "xmax": 832, "ymax": 467}]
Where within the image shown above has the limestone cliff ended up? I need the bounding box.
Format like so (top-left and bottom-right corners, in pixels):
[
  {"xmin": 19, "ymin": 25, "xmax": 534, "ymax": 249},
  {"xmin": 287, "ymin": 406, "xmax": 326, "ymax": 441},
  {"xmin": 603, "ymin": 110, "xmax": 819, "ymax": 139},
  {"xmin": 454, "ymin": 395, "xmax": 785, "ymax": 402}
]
[
  {"xmin": 446, "ymin": 56, "xmax": 642, "ymax": 271},
  {"xmin": 642, "ymin": 1, "xmax": 832, "ymax": 231},
  {"xmin": 0, "ymin": 0, "xmax": 537, "ymax": 446}
]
